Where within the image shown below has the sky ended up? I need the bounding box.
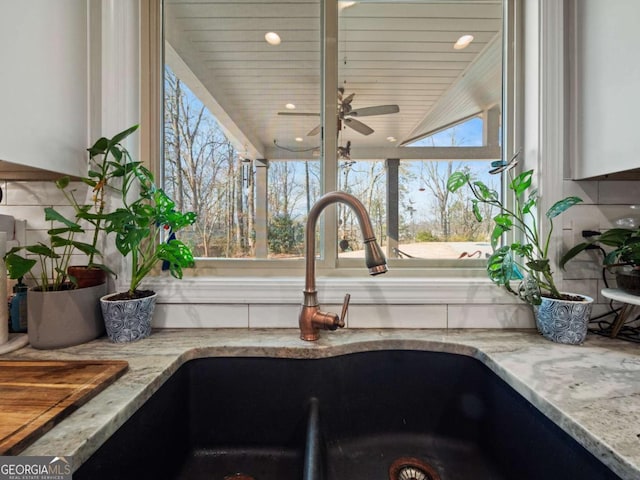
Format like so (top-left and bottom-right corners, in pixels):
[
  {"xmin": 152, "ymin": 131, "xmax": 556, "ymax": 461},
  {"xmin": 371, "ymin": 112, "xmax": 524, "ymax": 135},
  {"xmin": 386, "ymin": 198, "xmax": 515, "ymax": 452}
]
[
  {"xmin": 403, "ymin": 117, "xmax": 496, "ymax": 226},
  {"xmin": 408, "ymin": 117, "xmax": 484, "ymax": 148}
]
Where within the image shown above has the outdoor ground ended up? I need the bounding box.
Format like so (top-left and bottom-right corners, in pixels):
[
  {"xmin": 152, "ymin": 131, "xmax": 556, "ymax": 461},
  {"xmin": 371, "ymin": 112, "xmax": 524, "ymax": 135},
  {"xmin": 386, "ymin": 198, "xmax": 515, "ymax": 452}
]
[{"xmin": 339, "ymin": 241, "xmax": 492, "ymax": 260}]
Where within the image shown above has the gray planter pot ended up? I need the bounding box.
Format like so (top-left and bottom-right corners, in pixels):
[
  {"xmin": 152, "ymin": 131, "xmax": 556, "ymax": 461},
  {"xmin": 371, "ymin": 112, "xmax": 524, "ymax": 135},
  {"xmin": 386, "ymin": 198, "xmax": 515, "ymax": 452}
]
[
  {"xmin": 27, "ymin": 283, "xmax": 107, "ymax": 349},
  {"xmin": 533, "ymin": 293, "xmax": 594, "ymax": 345},
  {"xmin": 100, "ymin": 292, "xmax": 157, "ymax": 343}
]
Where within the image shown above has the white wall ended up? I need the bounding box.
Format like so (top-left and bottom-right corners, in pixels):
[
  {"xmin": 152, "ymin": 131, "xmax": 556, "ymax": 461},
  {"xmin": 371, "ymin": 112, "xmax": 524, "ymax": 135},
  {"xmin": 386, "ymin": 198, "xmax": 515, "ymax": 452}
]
[{"xmin": 0, "ymin": 0, "xmax": 88, "ymax": 176}]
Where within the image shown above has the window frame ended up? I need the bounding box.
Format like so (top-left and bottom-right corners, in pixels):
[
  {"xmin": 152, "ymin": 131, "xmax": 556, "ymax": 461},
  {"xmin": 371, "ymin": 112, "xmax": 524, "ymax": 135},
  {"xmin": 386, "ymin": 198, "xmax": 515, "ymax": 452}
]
[{"xmin": 148, "ymin": 0, "xmax": 521, "ymax": 281}]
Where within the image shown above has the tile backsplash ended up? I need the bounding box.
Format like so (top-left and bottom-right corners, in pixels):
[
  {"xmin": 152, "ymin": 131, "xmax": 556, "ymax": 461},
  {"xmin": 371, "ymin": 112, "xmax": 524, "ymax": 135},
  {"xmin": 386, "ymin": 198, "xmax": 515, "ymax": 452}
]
[
  {"xmin": 0, "ymin": 181, "xmax": 94, "ymax": 284},
  {"xmin": 562, "ymin": 178, "xmax": 640, "ymax": 322}
]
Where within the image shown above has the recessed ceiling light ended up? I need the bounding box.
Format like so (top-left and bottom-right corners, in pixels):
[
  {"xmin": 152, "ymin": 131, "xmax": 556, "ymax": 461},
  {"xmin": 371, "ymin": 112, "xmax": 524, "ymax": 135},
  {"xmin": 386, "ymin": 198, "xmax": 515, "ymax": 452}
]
[
  {"xmin": 295, "ymin": 137, "xmax": 303, "ymax": 142},
  {"xmin": 338, "ymin": 1, "xmax": 356, "ymax": 10},
  {"xmin": 387, "ymin": 136, "xmax": 397, "ymax": 142},
  {"xmin": 454, "ymin": 34, "xmax": 474, "ymax": 50},
  {"xmin": 265, "ymin": 32, "xmax": 281, "ymax": 46},
  {"xmin": 285, "ymin": 103, "xmax": 296, "ymax": 110}
]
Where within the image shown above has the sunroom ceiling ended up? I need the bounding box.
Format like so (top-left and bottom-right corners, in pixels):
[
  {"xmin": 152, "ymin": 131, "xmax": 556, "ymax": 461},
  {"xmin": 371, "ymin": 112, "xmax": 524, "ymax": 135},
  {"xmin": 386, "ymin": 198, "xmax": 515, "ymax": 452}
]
[{"xmin": 164, "ymin": 0, "xmax": 503, "ymax": 160}]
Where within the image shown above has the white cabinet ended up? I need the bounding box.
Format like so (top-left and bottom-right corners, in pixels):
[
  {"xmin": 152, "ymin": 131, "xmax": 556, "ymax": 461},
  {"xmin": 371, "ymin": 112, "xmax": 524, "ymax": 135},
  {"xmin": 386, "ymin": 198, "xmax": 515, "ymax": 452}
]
[
  {"xmin": 0, "ymin": 0, "xmax": 88, "ymax": 179},
  {"xmin": 572, "ymin": 0, "xmax": 640, "ymax": 179}
]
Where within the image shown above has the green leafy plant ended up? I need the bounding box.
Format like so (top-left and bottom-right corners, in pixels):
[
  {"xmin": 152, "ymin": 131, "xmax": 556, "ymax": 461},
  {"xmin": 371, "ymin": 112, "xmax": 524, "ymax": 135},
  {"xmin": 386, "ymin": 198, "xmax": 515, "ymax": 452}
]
[
  {"xmin": 4, "ymin": 209, "xmax": 100, "ymax": 291},
  {"xmin": 560, "ymin": 227, "xmax": 640, "ymax": 270},
  {"xmin": 56, "ymin": 125, "xmax": 140, "ymax": 273},
  {"xmin": 3, "ymin": 126, "xmax": 144, "ymax": 290},
  {"xmin": 268, "ymin": 214, "xmax": 303, "ymax": 254},
  {"xmin": 104, "ymin": 141, "xmax": 197, "ymax": 299},
  {"xmin": 447, "ymin": 153, "xmax": 583, "ymax": 305},
  {"xmin": 4, "ymin": 125, "xmax": 197, "ymax": 295}
]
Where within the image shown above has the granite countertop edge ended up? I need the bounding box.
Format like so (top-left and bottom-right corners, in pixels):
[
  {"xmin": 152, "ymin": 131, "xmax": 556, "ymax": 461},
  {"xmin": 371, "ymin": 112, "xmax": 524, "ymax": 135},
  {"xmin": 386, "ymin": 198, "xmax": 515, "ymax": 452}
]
[{"xmin": 4, "ymin": 328, "xmax": 640, "ymax": 479}]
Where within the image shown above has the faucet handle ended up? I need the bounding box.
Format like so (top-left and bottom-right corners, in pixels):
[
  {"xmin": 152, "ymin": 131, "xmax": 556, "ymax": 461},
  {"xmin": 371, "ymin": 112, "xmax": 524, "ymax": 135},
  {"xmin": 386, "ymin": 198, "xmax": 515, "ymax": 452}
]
[
  {"xmin": 338, "ymin": 293, "xmax": 351, "ymax": 328},
  {"xmin": 303, "ymin": 293, "xmax": 351, "ymax": 338}
]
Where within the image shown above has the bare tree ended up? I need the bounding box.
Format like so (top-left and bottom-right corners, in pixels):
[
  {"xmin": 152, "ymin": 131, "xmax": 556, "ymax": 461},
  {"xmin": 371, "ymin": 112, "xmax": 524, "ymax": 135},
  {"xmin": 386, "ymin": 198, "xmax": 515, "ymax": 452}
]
[
  {"xmin": 337, "ymin": 160, "xmax": 386, "ymax": 248},
  {"xmin": 268, "ymin": 161, "xmax": 308, "ymax": 219},
  {"xmin": 164, "ymin": 66, "xmax": 254, "ymax": 258},
  {"xmin": 418, "ymin": 160, "xmax": 457, "ymax": 239},
  {"xmin": 446, "ymin": 165, "xmax": 497, "ymax": 241}
]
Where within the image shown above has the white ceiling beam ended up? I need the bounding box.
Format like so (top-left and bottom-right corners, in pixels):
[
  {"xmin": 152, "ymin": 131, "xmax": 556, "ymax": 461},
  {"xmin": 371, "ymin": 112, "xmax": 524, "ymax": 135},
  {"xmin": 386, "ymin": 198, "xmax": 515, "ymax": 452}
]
[{"xmin": 264, "ymin": 145, "xmax": 501, "ymax": 160}]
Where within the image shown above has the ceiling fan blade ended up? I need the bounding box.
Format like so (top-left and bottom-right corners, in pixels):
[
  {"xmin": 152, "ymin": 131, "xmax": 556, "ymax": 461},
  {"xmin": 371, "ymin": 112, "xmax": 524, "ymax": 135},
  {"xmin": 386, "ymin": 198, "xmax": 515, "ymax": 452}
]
[
  {"xmin": 278, "ymin": 112, "xmax": 320, "ymax": 116},
  {"xmin": 348, "ymin": 105, "xmax": 400, "ymax": 117},
  {"xmin": 342, "ymin": 93, "xmax": 355, "ymax": 105},
  {"xmin": 344, "ymin": 118, "xmax": 374, "ymax": 136},
  {"xmin": 307, "ymin": 124, "xmax": 321, "ymax": 136}
]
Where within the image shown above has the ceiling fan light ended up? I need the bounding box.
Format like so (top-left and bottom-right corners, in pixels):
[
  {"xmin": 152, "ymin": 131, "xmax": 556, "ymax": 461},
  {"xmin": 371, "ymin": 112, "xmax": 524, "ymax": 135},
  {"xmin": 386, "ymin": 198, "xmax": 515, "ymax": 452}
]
[
  {"xmin": 265, "ymin": 32, "xmax": 281, "ymax": 46},
  {"xmin": 285, "ymin": 103, "xmax": 296, "ymax": 110},
  {"xmin": 387, "ymin": 136, "xmax": 397, "ymax": 142},
  {"xmin": 295, "ymin": 137, "xmax": 303, "ymax": 142},
  {"xmin": 454, "ymin": 34, "xmax": 474, "ymax": 50}
]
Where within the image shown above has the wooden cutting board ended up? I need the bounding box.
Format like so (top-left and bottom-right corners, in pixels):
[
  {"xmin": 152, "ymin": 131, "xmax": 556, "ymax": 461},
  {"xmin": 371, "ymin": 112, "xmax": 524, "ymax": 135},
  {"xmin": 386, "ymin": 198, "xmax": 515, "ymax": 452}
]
[{"xmin": 0, "ymin": 359, "xmax": 128, "ymax": 455}]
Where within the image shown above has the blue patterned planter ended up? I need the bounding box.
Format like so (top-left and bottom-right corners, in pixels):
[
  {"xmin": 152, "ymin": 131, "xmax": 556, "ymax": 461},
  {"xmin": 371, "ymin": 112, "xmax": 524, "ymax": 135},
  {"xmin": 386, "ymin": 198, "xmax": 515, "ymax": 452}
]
[
  {"xmin": 100, "ymin": 292, "xmax": 157, "ymax": 343},
  {"xmin": 533, "ymin": 294, "xmax": 593, "ymax": 345}
]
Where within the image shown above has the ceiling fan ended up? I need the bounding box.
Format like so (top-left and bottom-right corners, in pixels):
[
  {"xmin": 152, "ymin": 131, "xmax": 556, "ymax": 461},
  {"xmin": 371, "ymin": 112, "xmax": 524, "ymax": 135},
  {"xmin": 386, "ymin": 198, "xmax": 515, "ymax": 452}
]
[{"xmin": 278, "ymin": 87, "xmax": 399, "ymax": 136}]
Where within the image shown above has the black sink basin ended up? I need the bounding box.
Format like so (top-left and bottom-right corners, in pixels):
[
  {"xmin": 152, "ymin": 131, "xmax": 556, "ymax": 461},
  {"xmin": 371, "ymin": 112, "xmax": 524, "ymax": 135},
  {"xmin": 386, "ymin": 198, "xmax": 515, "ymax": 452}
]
[{"xmin": 76, "ymin": 350, "xmax": 621, "ymax": 480}]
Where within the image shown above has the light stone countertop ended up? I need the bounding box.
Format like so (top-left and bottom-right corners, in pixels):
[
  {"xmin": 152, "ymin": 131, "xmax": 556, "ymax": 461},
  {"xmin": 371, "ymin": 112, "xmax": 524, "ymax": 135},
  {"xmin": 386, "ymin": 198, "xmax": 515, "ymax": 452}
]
[{"xmin": 4, "ymin": 328, "xmax": 640, "ymax": 479}]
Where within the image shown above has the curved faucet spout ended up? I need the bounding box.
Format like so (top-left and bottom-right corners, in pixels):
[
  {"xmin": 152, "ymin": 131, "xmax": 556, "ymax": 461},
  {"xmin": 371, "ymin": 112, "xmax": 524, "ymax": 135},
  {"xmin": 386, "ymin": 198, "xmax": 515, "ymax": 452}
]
[{"xmin": 299, "ymin": 191, "xmax": 388, "ymax": 341}]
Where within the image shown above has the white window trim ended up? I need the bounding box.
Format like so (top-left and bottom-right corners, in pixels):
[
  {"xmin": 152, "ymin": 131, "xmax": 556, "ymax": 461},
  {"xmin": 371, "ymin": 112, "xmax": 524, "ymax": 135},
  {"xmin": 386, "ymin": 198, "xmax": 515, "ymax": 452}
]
[{"xmin": 104, "ymin": 0, "xmax": 565, "ymax": 307}]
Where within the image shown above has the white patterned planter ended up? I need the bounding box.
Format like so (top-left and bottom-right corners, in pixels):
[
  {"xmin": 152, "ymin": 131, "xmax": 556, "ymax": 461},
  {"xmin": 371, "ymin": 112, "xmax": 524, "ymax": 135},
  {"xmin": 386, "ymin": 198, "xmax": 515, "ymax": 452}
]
[
  {"xmin": 100, "ymin": 292, "xmax": 157, "ymax": 343},
  {"xmin": 533, "ymin": 294, "xmax": 593, "ymax": 345}
]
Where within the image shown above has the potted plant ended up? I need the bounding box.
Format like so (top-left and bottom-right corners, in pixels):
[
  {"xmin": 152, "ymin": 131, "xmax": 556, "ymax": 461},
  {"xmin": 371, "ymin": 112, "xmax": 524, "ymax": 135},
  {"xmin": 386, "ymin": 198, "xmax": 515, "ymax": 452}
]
[
  {"xmin": 57, "ymin": 125, "xmax": 140, "ymax": 287},
  {"xmin": 560, "ymin": 227, "xmax": 640, "ymax": 295},
  {"xmin": 3, "ymin": 126, "xmax": 154, "ymax": 348},
  {"xmin": 447, "ymin": 152, "xmax": 592, "ymax": 344},
  {"xmin": 4, "ymin": 208, "xmax": 107, "ymax": 349},
  {"xmin": 99, "ymin": 140, "xmax": 197, "ymax": 343}
]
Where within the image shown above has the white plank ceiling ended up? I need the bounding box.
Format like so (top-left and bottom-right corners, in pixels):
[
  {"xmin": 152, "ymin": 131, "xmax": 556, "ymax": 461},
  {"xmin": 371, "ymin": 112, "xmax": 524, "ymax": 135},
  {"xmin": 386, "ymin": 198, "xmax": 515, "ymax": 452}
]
[{"xmin": 164, "ymin": 0, "xmax": 503, "ymax": 160}]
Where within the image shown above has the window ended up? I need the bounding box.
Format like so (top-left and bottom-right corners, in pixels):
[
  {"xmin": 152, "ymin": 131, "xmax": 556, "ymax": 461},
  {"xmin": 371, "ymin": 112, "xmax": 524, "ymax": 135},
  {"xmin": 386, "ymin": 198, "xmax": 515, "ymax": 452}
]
[
  {"xmin": 267, "ymin": 160, "xmax": 321, "ymax": 259},
  {"xmin": 162, "ymin": 0, "xmax": 512, "ymax": 274},
  {"xmin": 396, "ymin": 118, "xmax": 497, "ymax": 260}
]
